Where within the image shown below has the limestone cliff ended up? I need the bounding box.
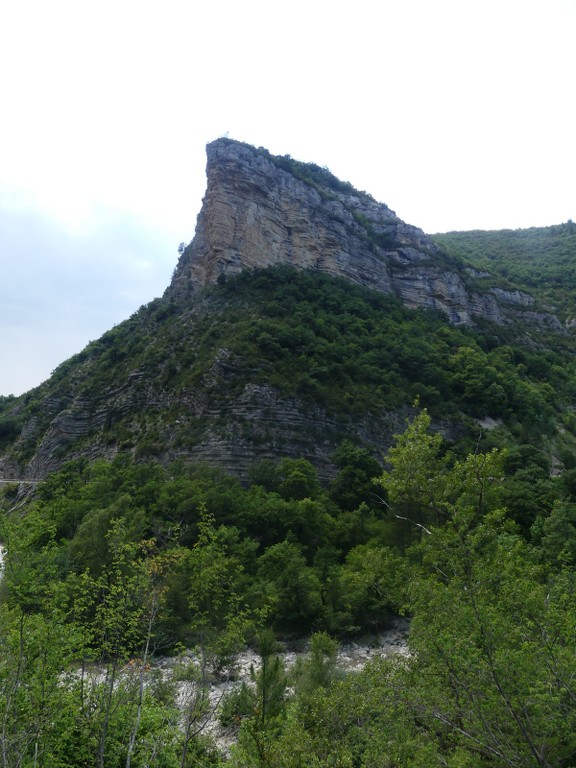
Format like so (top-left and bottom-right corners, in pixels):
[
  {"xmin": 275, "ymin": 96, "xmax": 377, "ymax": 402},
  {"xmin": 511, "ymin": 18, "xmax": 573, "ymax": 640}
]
[
  {"xmin": 167, "ymin": 139, "xmax": 507, "ymax": 325},
  {"xmin": 0, "ymin": 139, "xmax": 565, "ymax": 486}
]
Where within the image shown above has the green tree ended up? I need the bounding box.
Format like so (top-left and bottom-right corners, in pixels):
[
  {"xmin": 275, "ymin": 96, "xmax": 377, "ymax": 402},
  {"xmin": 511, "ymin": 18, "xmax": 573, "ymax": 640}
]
[
  {"xmin": 276, "ymin": 459, "xmax": 322, "ymax": 502},
  {"xmin": 185, "ymin": 505, "xmax": 257, "ymax": 674},
  {"xmin": 341, "ymin": 544, "xmax": 406, "ymax": 629},
  {"xmin": 291, "ymin": 632, "xmax": 341, "ymax": 700},
  {"xmin": 537, "ymin": 500, "xmax": 576, "ymax": 567},
  {"xmin": 376, "ymin": 408, "xmax": 576, "ymax": 766},
  {"xmin": 376, "ymin": 407, "xmax": 446, "ymax": 546},
  {"xmin": 406, "ymin": 516, "xmax": 576, "ymax": 767},
  {"xmin": 232, "ymin": 630, "xmax": 287, "ymax": 767},
  {"xmin": 329, "ymin": 441, "xmax": 381, "ymax": 512},
  {"xmin": 256, "ymin": 541, "xmax": 322, "ymax": 631}
]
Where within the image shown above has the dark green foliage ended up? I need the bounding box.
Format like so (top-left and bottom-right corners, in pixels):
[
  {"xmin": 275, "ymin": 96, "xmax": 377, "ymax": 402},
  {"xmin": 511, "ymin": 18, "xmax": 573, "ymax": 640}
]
[
  {"xmin": 208, "ymin": 266, "xmax": 572, "ymax": 434},
  {"xmin": 252, "ymin": 141, "xmax": 375, "ymax": 202},
  {"xmin": 498, "ymin": 447, "xmax": 560, "ymax": 537},
  {"xmin": 257, "ymin": 541, "xmax": 323, "ymax": 632},
  {"xmin": 1, "ymin": 454, "xmax": 396, "ymax": 639},
  {"xmin": 0, "ymin": 417, "xmax": 21, "ymax": 450},
  {"xmin": 275, "ymin": 458, "xmax": 323, "ymax": 501},
  {"xmin": 329, "ymin": 441, "xmax": 382, "ymax": 511},
  {"xmin": 4, "ymin": 147, "xmax": 576, "ymax": 763},
  {"xmin": 251, "ymin": 629, "xmax": 287, "ymax": 725},
  {"xmin": 227, "ymin": 411, "xmax": 576, "ymax": 767},
  {"xmin": 536, "ymin": 500, "xmax": 576, "ymax": 567},
  {"xmin": 219, "ymin": 682, "xmax": 257, "ymax": 729}
]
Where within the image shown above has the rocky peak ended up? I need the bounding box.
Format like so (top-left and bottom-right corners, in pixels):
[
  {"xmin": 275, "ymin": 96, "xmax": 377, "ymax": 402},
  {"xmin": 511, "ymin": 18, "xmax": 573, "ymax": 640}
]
[
  {"xmin": 166, "ymin": 138, "xmax": 507, "ymax": 325},
  {"xmin": 1, "ymin": 140, "xmax": 567, "ymax": 487}
]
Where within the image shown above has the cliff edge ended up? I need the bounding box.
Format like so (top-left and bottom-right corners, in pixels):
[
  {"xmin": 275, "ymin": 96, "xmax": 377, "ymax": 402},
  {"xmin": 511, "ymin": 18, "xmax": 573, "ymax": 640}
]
[{"xmin": 167, "ymin": 138, "xmax": 505, "ymax": 325}]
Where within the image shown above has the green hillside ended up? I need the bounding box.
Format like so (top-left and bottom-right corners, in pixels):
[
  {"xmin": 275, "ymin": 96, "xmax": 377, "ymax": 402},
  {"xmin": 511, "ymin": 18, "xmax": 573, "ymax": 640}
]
[
  {"xmin": 3, "ymin": 265, "xmax": 576, "ymax": 475},
  {"xmin": 433, "ymin": 221, "xmax": 576, "ymax": 320},
  {"xmin": 2, "ymin": 203, "xmax": 576, "ymax": 762}
]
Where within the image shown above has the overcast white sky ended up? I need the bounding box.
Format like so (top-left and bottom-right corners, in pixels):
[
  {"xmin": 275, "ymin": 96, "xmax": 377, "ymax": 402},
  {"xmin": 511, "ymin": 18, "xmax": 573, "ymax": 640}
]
[{"xmin": 1, "ymin": 0, "xmax": 574, "ymax": 396}]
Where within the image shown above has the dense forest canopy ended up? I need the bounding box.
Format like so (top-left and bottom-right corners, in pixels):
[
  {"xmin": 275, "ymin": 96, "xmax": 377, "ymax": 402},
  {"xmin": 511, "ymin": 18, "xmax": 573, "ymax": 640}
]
[{"xmin": 2, "ymin": 404, "xmax": 576, "ymax": 765}]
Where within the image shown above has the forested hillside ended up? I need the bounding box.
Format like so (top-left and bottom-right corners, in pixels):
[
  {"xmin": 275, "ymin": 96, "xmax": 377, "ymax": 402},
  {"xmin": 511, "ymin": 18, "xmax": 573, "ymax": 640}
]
[
  {"xmin": 433, "ymin": 221, "xmax": 576, "ymax": 321},
  {"xmin": 2, "ymin": 407, "xmax": 576, "ymax": 766},
  {"xmin": 1, "ymin": 265, "xmax": 575, "ymax": 483},
  {"xmin": 1, "ymin": 139, "xmax": 576, "ymax": 764},
  {"xmin": 2, "ymin": 267, "xmax": 576, "ymax": 763}
]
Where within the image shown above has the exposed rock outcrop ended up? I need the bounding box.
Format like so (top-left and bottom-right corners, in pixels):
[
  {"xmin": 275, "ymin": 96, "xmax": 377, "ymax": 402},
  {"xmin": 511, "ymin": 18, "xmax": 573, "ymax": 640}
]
[
  {"xmin": 9, "ymin": 376, "xmax": 423, "ymax": 485},
  {"xmin": 167, "ymin": 138, "xmax": 530, "ymax": 326}
]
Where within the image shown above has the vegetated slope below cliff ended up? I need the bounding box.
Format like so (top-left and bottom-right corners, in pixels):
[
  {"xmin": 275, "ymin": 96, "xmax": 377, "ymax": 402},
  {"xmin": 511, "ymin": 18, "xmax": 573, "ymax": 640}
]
[
  {"xmin": 433, "ymin": 222, "xmax": 576, "ymax": 332},
  {"xmin": 0, "ymin": 265, "xmax": 575, "ymax": 484}
]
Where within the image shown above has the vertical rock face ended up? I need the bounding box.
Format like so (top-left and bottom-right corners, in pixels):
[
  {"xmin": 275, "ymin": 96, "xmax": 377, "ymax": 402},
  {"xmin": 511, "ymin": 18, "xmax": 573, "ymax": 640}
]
[
  {"xmin": 166, "ymin": 139, "xmax": 506, "ymax": 324},
  {"xmin": 169, "ymin": 139, "xmax": 394, "ymax": 298}
]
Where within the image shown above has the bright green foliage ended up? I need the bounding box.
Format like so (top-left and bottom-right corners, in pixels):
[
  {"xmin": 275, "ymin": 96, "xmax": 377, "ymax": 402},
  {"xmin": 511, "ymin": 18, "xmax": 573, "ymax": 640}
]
[
  {"xmin": 378, "ymin": 407, "xmax": 445, "ymax": 516},
  {"xmin": 340, "ymin": 544, "xmax": 406, "ymax": 628},
  {"xmin": 2, "ymin": 408, "xmax": 576, "ymax": 764},
  {"xmin": 251, "ymin": 656, "xmax": 444, "ymax": 768},
  {"xmin": 536, "ymin": 500, "xmax": 576, "ymax": 567},
  {"xmin": 377, "ymin": 407, "xmax": 448, "ymax": 548},
  {"xmin": 378, "ymin": 407, "xmax": 508, "ymax": 545},
  {"xmin": 185, "ymin": 505, "xmax": 260, "ymax": 673},
  {"xmin": 1, "ymin": 453, "xmax": 403, "ymax": 638},
  {"xmin": 406, "ymin": 520, "xmax": 576, "ymax": 767},
  {"xmin": 0, "ymin": 515, "xmax": 185, "ymax": 767},
  {"xmin": 230, "ymin": 630, "xmax": 288, "ymax": 767},
  {"xmin": 290, "ymin": 632, "xmax": 341, "ymax": 699},
  {"xmin": 0, "ymin": 600, "xmax": 80, "ymax": 765},
  {"xmin": 393, "ymin": 413, "xmax": 576, "ymax": 765},
  {"xmin": 234, "ymin": 411, "xmax": 576, "ymax": 767}
]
